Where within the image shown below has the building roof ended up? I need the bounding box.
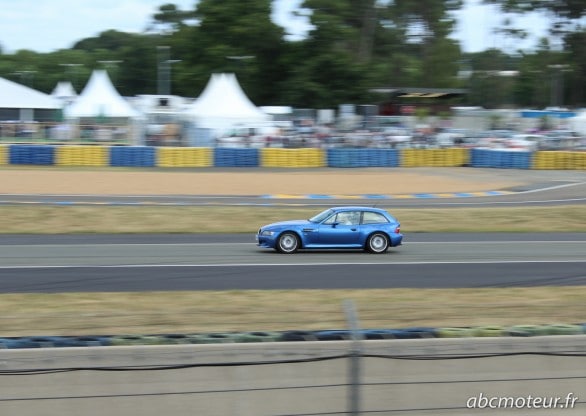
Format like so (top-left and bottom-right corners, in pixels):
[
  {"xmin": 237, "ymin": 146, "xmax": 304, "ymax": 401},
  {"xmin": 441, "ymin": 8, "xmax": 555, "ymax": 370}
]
[{"xmin": 0, "ymin": 77, "xmax": 61, "ymax": 109}]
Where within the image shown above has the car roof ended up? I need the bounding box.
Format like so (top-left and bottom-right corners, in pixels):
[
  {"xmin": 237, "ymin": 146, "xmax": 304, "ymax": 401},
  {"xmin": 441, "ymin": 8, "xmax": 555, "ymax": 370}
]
[{"xmin": 330, "ymin": 206, "xmax": 388, "ymax": 213}]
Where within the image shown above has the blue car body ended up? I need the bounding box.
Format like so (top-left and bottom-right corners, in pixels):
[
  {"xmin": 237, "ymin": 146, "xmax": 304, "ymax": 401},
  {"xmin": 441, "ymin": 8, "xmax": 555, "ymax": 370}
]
[{"xmin": 256, "ymin": 206, "xmax": 402, "ymax": 254}]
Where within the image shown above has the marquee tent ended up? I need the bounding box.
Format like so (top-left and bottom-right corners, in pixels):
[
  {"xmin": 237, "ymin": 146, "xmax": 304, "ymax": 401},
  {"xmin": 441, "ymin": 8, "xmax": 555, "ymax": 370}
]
[
  {"xmin": 569, "ymin": 110, "xmax": 586, "ymax": 136},
  {"xmin": 65, "ymin": 70, "xmax": 141, "ymax": 119},
  {"xmin": 183, "ymin": 73, "xmax": 271, "ymax": 132},
  {"xmin": 0, "ymin": 77, "xmax": 61, "ymax": 121},
  {"xmin": 51, "ymin": 81, "xmax": 77, "ymax": 105}
]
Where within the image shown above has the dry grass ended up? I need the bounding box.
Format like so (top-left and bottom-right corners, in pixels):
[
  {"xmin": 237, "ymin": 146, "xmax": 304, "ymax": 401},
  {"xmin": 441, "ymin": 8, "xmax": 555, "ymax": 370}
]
[
  {"xmin": 0, "ymin": 205, "xmax": 584, "ymax": 233},
  {"xmin": 0, "ymin": 288, "xmax": 584, "ymax": 337}
]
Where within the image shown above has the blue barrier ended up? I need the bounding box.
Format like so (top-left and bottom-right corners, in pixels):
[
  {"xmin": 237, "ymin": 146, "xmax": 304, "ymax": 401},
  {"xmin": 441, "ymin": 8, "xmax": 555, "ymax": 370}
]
[
  {"xmin": 214, "ymin": 148, "xmax": 259, "ymax": 167},
  {"xmin": 327, "ymin": 149, "xmax": 400, "ymax": 168},
  {"xmin": 110, "ymin": 146, "xmax": 156, "ymax": 167},
  {"xmin": 470, "ymin": 149, "xmax": 532, "ymax": 169},
  {"xmin": 9, "ymin": 145, "xmax": 55, "ymax": 165}
]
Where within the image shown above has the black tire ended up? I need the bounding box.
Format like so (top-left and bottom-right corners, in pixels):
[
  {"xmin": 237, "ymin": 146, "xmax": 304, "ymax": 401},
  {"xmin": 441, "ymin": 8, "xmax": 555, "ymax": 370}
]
[
  {"xmin": 366, "ymin": 232, "xmax": 389, "ymax": 254},
  {"xmin": 277, "ymin": 232, "xmax": 299, "ymax": 254}
]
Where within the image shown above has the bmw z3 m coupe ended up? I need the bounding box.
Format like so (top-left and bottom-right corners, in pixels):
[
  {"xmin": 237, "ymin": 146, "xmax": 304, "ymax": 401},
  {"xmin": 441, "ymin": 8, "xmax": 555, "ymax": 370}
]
[{"xmin": 256, "ymin": 206, "xmax": 403, "ymax": 254}]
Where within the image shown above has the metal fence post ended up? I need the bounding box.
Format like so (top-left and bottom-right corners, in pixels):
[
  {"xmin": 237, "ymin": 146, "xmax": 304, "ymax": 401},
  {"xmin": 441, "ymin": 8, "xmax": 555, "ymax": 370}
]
[{"xmin": 344, "ymin": 299, "xmax": 364, "ymax": 415}]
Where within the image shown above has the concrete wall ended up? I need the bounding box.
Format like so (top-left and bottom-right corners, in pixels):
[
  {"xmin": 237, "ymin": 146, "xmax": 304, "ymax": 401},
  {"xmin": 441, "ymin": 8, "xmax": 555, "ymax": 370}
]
[{"xmin": 0, "ymin": 336, "xmax": 584, "ymax": 415}]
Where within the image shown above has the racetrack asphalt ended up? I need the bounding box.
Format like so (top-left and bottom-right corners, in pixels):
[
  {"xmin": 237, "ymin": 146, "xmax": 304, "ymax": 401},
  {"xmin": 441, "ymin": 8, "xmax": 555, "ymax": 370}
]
[{"xmin": 0, "ymin": 233, "xmax": 584, "ymax": 293}]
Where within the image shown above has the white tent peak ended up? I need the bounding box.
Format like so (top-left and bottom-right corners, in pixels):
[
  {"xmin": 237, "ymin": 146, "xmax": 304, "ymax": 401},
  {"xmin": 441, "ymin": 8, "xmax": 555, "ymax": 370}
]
[
  {"xmin": 65, "ymin": 70, "xmax": 140, "ymax": 118},
  {"xmin": 184, "ymin": 73, "xmax": 271, "ymax": 131},
  {"xmin": 51, "ymin": 81, "xmax": 77, "ymax": 99},
  {"xmin": 0, "ymin": 77, "xmax": 60, "ymax": 109}
]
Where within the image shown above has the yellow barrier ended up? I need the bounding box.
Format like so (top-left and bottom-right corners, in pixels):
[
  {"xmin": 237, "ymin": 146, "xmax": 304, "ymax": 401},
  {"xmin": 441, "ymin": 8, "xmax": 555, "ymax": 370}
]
[
  {"xmin": 156, "ymin": 147, "xmax": 212, "ymax": 167},
  {"xmin": 261, "ymin": 148, "xmax": 326, "ymax": 168},
  {"xmin": 533, "ymin": 151, "xmax": 586, "ymax": 170},
  {"xmin": 55, "ymin": 145, "xmax": 108, "ymax": 167},
  {"xmin": 0, "ymin": 145, "xmax": 7, "ymax": 165},
  {"xmin": 401, "ymin": 149, "xmax": 468, "ymax": 167}
]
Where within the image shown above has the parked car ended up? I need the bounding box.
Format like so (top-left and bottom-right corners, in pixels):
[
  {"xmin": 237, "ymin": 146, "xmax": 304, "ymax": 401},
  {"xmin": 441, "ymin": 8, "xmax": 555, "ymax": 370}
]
[{"xmin": 256, "ymin": 206, "xmax": 403, "ymax": 254}]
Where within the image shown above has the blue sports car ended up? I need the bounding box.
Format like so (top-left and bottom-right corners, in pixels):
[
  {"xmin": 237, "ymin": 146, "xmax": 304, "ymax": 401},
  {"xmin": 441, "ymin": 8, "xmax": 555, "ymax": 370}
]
[{"xmin": 256, "ymin": 206, "xmax": 403, "ymax": 254}]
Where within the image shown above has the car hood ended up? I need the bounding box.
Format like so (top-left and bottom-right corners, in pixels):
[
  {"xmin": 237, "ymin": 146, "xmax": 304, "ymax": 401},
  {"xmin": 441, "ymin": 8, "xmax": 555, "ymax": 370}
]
[{"xmin": 262, "ymin": 220, "xmax": 312, "ymax": 229}]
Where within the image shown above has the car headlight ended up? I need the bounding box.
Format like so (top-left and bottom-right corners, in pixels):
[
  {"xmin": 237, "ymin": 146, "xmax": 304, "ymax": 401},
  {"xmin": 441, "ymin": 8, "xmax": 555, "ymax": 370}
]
[{"xmin": 261, "ymin": 230, "xmax": 275, "ymax": 236}]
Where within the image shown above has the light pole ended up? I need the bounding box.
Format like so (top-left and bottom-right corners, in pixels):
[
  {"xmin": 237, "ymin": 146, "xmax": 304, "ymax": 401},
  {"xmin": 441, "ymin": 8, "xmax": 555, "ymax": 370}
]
[
  {"xmin": 548, "ymin": 64, "xmax": 571, "ymax": 108},
  {"xmin": 157, "ymin": 46, "xmax": 181, "ymax": 95}
]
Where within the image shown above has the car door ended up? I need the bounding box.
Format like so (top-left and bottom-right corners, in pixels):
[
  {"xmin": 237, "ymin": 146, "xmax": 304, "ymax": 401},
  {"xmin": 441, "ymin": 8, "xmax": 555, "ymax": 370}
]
[{"xmin": 316, "ymin": 211, "xmax": 362, "ymax": 246}]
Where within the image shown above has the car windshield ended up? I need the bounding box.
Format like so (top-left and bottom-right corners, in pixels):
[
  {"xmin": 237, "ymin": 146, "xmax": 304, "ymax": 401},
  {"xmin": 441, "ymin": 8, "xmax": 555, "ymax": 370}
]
[{"xmin": 308, "ymin": 209, "xmax": 334, "ymax": 223}]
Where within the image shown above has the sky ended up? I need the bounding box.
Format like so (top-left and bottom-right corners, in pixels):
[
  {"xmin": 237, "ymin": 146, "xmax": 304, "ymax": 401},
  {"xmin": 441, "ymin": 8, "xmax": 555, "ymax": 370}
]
[{"xmin": 0, "ymin": 0, "xmax": 550, "ymax": 55}]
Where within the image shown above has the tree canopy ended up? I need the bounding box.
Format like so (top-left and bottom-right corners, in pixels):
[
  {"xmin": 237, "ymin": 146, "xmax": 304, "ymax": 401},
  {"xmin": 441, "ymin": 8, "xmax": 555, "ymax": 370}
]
[{"xmin": 1, "ymin": 0, "xmax": 585, "ymax": 109}]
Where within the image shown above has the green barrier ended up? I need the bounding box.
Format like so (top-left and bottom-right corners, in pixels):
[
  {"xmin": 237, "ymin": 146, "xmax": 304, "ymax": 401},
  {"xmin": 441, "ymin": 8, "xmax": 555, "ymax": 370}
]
[
  {"xmin": 472, "ymin": 325, "xmax": 505, "ymax": 337},
  {"xmin": 542, "ymin": 324, "xmax": 584, "ymax": 336},
  {"xmin": 506, "ymin": 324, "xmax": 549, "ymax": 337},
  {"xmin": 436, "ymin": 327, "xmax": 473, "ymax": 338}
]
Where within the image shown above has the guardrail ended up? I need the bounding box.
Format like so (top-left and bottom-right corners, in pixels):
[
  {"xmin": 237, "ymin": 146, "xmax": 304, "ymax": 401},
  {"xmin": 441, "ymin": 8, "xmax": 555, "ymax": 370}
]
[{"xmin": 1, "ymin": 144, "xmax": 584, "ymax": 169}]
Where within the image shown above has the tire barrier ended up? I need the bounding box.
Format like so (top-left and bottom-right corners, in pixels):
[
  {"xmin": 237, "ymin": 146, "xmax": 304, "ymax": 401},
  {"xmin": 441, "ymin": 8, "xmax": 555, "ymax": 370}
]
[
  {"xmin": 400, "ymin": 148, "xmax": 469, "ymax": 167},
  {"xmin": 214, "ymin": 148, "xmax": 259, "ymax": 167},
  {"xmin": 0, "ymin": 144, "xmax": 7, "ymax": 165},
  {"xmin": 278, "ymin": 330, "xmax": 319, "ymax": 342},
  {"xmin": 261, "ymin": 148, "xmax": 326, "ymax": 168},
  {"xmin": 470, "ymin": 149, "xmax": 532, "ymax": 169},
  {"xmin": 532, "ymin": 151, "xmax": 586, "ymax": 170},
  {"xmin": 314, "ymin": 330, "xmax": 353, "ymax": 341},
  {"xmin": 0, "ymin": 324, "xmax": 583, "ymax": 348},
  {"xmin": 190, "ymin": 332, "xmax": 239, "ymax": 344},
  {"xmin": 9, "ymin": 144, "xmax": 55, "ymax": 165},
  {"xmin": 327, "ymin": 149, "xmax": 399, "ymax": 168},
  {"xmin": 233, "ymin": 331, "xmax": 282, "ymax": 343},
  {"xmin": 436, "ymin": 327, "xmax": 475, "ymax": 338},
  {"xmin": 55, "ymin": 145, "xmax": 109, "ymax": 167},
  {"xmin": 393, "ymin": 327, "xmax": 438, "ymax": 339},
  {"xmin": 110, "ymin": 146, "xmax": 156, "ymax": 167},
  {"xmin": 542, "ymin": 324, "xmax": 584, "ymax": 335},
  {"xmin": 109, "ymin": 335, "xmax": 169, "ymax": 346},
  {"xmin": 0, "ymin": 337, "xmax": 43, "ymax": 349},
  {"xmin": 472, "ymin": 325, "xmax": 505, "ymax": 337},
  {"xmin": 1, "ymin": 144, "xmax": 585, "ymax": 169},
  {"xmin": 156, "ymin": 147, "xmax": 213, "ymax": 168},
  {"xmin": 505, "ymin": 324, "xmax": 549, "ymax": 337}
]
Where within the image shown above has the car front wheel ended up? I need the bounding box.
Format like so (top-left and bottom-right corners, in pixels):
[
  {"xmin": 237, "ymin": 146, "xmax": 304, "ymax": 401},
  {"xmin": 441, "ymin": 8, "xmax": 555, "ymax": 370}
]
[
  {"xmin": 367, "ymin": 233, "xmax": 389, "ymax": 254},
  {"xmin": 277, "ymin": 232, "xmax": 299, "ymax": 254}
]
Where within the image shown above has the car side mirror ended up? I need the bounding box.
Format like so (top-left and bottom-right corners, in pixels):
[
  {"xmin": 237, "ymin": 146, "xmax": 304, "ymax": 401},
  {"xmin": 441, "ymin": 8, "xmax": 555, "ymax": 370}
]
[{"xmin": 332, "ymin": 222, "xmax": 339, "ymax": 228}]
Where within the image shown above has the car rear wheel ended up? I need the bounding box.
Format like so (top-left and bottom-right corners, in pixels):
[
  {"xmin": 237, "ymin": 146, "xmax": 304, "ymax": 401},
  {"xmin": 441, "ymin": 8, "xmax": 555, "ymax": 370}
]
[
  {"xmin": 277, "ymin": 232, "xmax": 299, "ymax": 254},
  {"xmin": 367, "ymin": 233, "xmax": 389, "ymax": 254}
]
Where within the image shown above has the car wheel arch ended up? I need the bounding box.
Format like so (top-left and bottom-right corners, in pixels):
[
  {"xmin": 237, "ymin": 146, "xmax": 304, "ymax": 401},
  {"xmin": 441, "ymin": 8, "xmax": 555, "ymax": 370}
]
[
  {"xmin": 365, "ymin": 231, "xmax": 390, "ymax": 253},
  {"xmin": 276, "ymin": 230, "xmax": 303, "ymax": 253}
]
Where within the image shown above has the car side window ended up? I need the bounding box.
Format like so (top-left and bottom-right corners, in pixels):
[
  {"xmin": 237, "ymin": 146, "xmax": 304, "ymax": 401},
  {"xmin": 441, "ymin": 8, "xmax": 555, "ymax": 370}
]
[
  {"xmin": 322, "ymin": 214, "xmax": 337, "ymax": 225},
  {"xmin": 362, "ymin": 212, "xmax": 389, "ymax": 225},
  {"xmin": 337, "ymin": 211, "xmax": 361, "ymax": 225}
]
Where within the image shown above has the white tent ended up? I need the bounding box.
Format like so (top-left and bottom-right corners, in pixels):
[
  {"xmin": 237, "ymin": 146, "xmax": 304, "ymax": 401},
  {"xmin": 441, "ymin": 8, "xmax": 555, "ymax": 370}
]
[
  {"xmin": 0, "ymin": 77, "xmax": 61, "ymax": 110},
  {"xmin": 65, "ymin": 70, "xmax": 140, "ymax": 119},
  {"xmin": 51, "ymin": 81, "xmax": 77, "ymax": 101},
  {"xmin": 569, "ymin": 110, "xmax": 586, "ymax": 136},
  {"xmin": 183, "ymin": 73, "xmax": 271, "ymax": 132}
]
